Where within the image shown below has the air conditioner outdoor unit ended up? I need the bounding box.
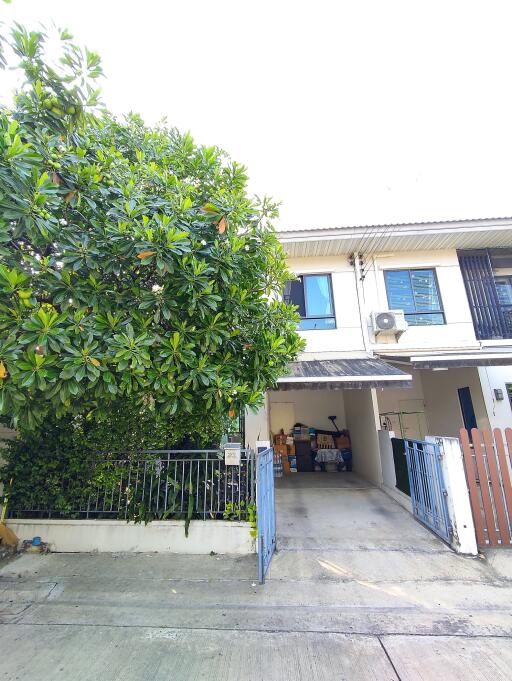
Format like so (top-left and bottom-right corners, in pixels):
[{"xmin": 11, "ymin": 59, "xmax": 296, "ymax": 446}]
[{"xmin": 370, "ymin": 310, "xmax": 408, "ymax": 338}]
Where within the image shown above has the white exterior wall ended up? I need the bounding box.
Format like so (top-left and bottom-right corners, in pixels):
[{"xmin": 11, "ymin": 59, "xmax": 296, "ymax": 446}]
[
  {"xmin": 379, "ymin": 429, "xmax": 397, "ymax": 490},
  {"xmin": 245, "ymin": 395, "xmax": 270, "ymax": 450},
  {"xmin": 286, "ymin": 249, "xmax": 481, "ymax": 357},
  {"xmin": 377, "ymin": 368, "xmax": 425, "ymax": 412},
  {"xmin": 344, "ymin": 389, "xmax": 383, "ymax": 485},
  {"xmin": 421, "ymin": 367, "xmax": 490, "ymax": 438},
  {"xmin": 478, "ymin": 366, "xmax": 512, "ymax": 431},
  {"xmin": 363, "ymin": 249, "xmax": 479, "ymax": 352},
  {"xmin": 376, "ymin": 366, "xmax": 490, "ymax": 440},
  {"xmin": 376, "ymin": 368, "xmax": 426, "ymax": 439},
  {"xmin": 268, "ymin": 389, "xmax": 346, "ymax": 434},
  {"xmin": 286, "ymin": 256, "xmax": 365, "ymax": 355}
]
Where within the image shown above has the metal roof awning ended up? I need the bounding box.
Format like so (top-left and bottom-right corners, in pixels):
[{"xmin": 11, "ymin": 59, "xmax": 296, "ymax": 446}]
[
  {"xmin": 378, "ymin": 348, "xmax": 512, "ymax": 369},
  {"xmin": 408, "ymin": 349, "xmax": 512, "ymax": 369},
  {"xmin": 276, "ymin": 358, "xmax": 412, "ymax": 390},
  {"xmin": 277, "ymin": 218, "xmax": 512, "ymax": 257}
]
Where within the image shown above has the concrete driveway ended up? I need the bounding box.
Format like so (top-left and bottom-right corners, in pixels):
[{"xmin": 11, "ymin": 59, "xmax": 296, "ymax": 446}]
[
  {"xmin": 2, "ymin": 474, "xmax": 512, "ymax": 680},
  {"xmin": 274, "ymin": 472, "xmax": 443, "ymax": 552}
]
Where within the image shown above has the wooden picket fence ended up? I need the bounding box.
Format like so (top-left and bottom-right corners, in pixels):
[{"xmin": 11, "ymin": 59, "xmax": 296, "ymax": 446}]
[{"xmin": 460, "ymin": 428, "xmax": 512, "ymax": 548}]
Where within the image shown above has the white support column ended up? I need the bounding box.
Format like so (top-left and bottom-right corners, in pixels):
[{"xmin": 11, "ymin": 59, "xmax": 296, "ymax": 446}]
[
  {"xmin": 379, "ymin": 429, "xmax": 396, "ymax": 489},
  {"xmin": 427, "ymin": 436, "xmax": 478, "ymax": 555},
  {"xmin": 244, "ymin": 395, "xmax": 270, "ymax": 450}
]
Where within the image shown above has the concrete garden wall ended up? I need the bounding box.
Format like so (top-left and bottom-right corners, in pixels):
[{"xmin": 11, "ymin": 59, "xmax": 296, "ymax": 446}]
[{"xmin": 7, "ymin": 519, "xmax": 255, "ymax": 554}]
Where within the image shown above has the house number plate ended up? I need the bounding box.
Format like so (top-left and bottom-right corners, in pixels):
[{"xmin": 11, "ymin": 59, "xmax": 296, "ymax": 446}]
[{"xmin": 224, "ymin": 444, "xmax": 241, "ymax": 466}]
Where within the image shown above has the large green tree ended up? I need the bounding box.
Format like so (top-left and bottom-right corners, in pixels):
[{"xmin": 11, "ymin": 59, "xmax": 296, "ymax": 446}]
[{"xmin": 0, "ymin": 25, "xmax": 303, "ymax": 434}]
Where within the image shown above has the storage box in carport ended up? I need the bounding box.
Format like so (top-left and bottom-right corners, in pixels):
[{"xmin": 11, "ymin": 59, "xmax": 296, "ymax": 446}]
[
  {"xmin": 340, "ymin": 448, "xmax": 352, "ymax": 471},
  {"xmin": 273, "ymin": 444, "xmax": 288, "ymax": 458},
  {"xmin": 335, "ymin": 434, "xmax": 351, "ymax": 449},
  {"xmin": 293, "ymin": 425, "xmax": 310, "ymax": 441}
]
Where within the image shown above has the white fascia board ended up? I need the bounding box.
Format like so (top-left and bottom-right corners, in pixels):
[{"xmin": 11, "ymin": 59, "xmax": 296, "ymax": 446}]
[
  {"xmin": 479, "ymin": 339, "xmax": 512, "ymax": 348},
  {"xmin": 277, "ymin": 374, "xmax": 412, "ymax": 383},
  {"xmin": 411, "ymin": 352, "xmax": 512, "ymax": 363}
]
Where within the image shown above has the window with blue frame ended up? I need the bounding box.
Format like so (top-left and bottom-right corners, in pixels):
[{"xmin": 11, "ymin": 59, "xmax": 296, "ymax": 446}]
[
  {"xmin": 384, "ymin": 269, "xmax": 445, "ymax": 326},
  {"xmin": 283, "ymin": 274, "xmax": 336, "ymax": 330}
]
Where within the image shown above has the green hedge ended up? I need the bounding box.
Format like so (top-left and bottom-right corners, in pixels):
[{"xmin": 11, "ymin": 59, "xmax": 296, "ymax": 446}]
[{"xmin": 0, "ymin": 401, "xmax": 228, "ymax": 521}]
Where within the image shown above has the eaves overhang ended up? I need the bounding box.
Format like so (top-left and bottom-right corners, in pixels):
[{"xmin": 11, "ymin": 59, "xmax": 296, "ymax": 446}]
[{"xmin": 277, "ymin": 218, "xmax": 512, "ymax": 257}]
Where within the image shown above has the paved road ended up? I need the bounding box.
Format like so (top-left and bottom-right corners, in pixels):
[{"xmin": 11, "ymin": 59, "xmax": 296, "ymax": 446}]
[{"xmin": 2, "ymin": 473, "xmax": 512, "ymax": 680}]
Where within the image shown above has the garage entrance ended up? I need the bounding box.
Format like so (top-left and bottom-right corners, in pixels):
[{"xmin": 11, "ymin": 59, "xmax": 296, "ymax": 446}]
[
  {"xmin": 268, "ymin": 386, "xmax": 386, "ymax": 487},
  {"xmin": 266, "ymin": 357, "xmax": 413, "ymax": 489},
  {"xmin": 246, "ymin": 357, "xmax": 422, "ymax": 555}
]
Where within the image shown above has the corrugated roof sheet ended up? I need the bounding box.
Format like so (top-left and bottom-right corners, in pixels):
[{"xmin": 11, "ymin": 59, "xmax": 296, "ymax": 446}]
[
  {"xmin": 277, "ymin": 217, "xmax": 512, "ymax": 256},
  {"xmin": 278, "ymin": 216, "xmax": 512, "ymax": 235},
  {"xmin": 276, "ymin": 358, "xmax": 412, "ymax": 390},
  {"xmin": 390, "ymin": 350, "xmax": 512, "ymax": 369},
  {"xmin": 283, "ymin": 357, "xmax": 409, "ymax": 378}
]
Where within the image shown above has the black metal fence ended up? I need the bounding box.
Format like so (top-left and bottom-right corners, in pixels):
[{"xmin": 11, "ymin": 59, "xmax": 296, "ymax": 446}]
[
  {"xmin": 458, "ymin": 251, "xmax": 511, "ymax": 340},
  {"xmin": 8, "ymin": 450, "xmax": 256, "ymax": 522}
]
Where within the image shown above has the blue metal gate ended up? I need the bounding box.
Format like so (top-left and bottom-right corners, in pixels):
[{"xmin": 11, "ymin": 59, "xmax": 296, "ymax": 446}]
[
  {"xmin": 404, "ymin": 439, "xmax": 452, "ymax": 543},
  {"xmin": 256, "ymin": 447, "xmax": 276, "ymax": 583}
]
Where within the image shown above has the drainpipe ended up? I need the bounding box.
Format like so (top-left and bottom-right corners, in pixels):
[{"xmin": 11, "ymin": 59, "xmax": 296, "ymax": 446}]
[{"xmin": 353, "ymin": 252, "xmax": 371, "ymax": 353}]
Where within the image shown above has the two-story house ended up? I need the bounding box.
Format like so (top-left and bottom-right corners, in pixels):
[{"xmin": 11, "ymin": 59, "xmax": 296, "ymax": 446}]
[{"xmin": 245, "ymin": 217, "xmax": 512, "ymax": 488}]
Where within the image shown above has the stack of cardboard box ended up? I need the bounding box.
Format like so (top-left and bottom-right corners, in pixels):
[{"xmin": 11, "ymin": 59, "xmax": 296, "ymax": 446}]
[
  {"xmin": 335, "ymin": 433, "xmax": 351, "ymax": 449},
  {"xmin": 293, "ymin": 425, "xmax": 310, "ymax": 441},
  {"xmin": 272, "ymin": 428, "xmax": 352, "ymax": 474},
  {"xmin": 273, "ymin": 434, "xmax": 296, "ymax": 473}
]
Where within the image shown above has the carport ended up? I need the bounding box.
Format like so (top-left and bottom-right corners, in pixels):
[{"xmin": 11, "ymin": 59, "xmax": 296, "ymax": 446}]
[{"xmin": 269, "ymin": 357, "xmax": 412, "ymax": 486}]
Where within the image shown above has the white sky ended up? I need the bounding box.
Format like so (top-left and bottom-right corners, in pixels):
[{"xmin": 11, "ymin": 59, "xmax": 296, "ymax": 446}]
[{"xmin": 2, "ymin": 0, "xmax": 512, "ymax": 230}]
